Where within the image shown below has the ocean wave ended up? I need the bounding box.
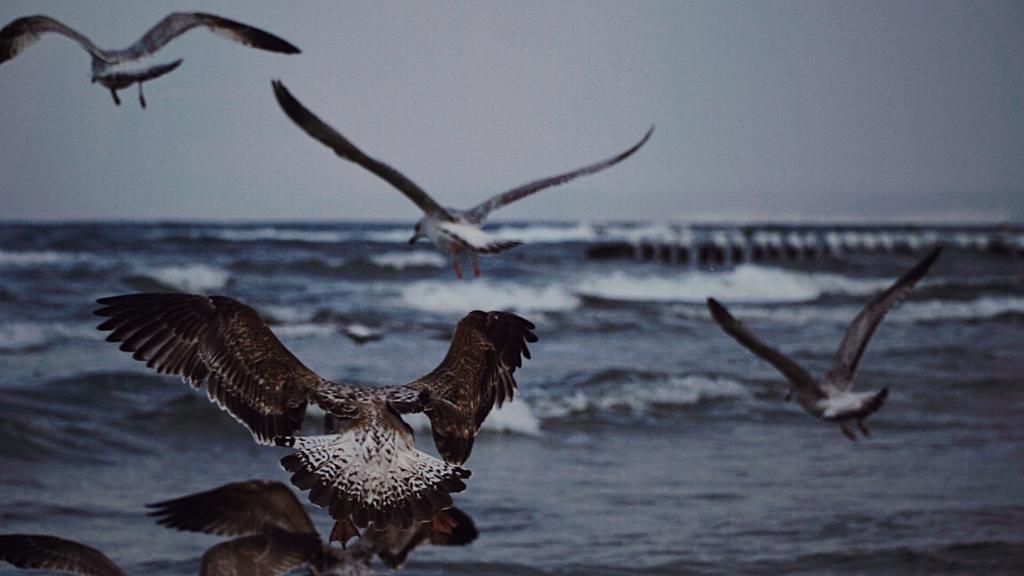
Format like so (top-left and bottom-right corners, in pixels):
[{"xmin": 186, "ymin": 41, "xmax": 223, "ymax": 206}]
[
  {"xmin": 577, "ymin": 265, "xmax": 889, "ymax": 304},
  {"xmin": 531, "ymin": 374, "xmax": 750, "ymax": 421},
  {"xmin": 0, "ymin": 249, "xmax": 76, "ymax": 266},
  {"xmin": 488, "ymin": 223, "xmax": 601, "ymax": 243},
  {"xmin": 129, "ymin": 264, "xmax": 230, "ymax": 292},
  {"xmin": 370, "ymin": 250, "xmax": 447, "ymax": 270},
  {"xmin": 0, "ymin": 322, "xmax": 99, "ymax": 352},
  {"xmin": 404, "ymin": 400, "xmax": 542, "ymax": 437},
  {"xmin": 399, "ymin": 280, "xmax": 580, "ymax": 314},
  {"xmin": 155, "ymin": 226, "xmax": 358, "ymax": 244},
  {"xmin": 670, "ymin": 295, "xmax": 1024, "ymax": 325}
]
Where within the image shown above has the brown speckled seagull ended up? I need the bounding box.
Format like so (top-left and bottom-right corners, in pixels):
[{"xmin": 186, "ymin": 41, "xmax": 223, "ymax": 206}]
[
  {"xmin": 0, "ymin": 534, "xmax": 127, "ymax": 576},
  {"xmin": 94, "ymin": 293, "xmax": 536, "ymax": 534},
  {"xmin": 147, "ymin": 479, "xmax": 478, "ymax": 575},
  {"xmin": 272, "ymin": 80, "xmax": 653, "ymax": 279},
  {"xmin": 0, "ymin": 13, "xmax": 299, "ymax": 108},
  {"xmin": 707, "ymin": 246, "xmax": 941, "ymax": 441}
]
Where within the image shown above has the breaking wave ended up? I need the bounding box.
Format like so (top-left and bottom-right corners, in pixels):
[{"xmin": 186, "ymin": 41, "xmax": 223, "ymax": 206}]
[
  {"xmin": 370, "ymin": 251, "xmax": 447, "ymax": 270},
  {"xmin": 0, "ymin": 249, "xmax": 77, "ymax": 266},
  {"xmin": 128, "ymin": 264, "xmax": 231, "ymax": 292},
  {"xmin": 399, "ymin": 280, "xmax": 580, "ymax": 314}
]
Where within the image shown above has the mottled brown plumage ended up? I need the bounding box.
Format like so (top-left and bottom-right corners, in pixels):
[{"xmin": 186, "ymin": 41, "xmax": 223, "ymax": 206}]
[
  {"xmin": 148, "ymin": 480, "xmax": 478, "ymax": 574},
  {"xmin": 0, "ymin": 534, "xmax": 126, "ymax": 576},
  {"xmin": 95, "ymin": 293, "xmax": 536, "ymax": 530}
]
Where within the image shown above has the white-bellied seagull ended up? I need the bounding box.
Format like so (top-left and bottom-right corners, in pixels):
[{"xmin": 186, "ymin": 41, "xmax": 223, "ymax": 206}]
[
  {"xmin": 706, "ymin": 246, "xmax": 942, "ymax": 440},
  {"xmin": 94, "ymin": 293, "xmax": 536, "ymax": 533},
  {"xmin": 0, "ymin": 13, "xmax": 300, "ymax": 108},
  {"xmin": 272, "ymin": 80, "xmax": 653, "ymax": 278}
]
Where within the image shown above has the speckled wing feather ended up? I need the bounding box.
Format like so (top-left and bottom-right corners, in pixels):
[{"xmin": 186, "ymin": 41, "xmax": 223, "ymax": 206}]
[
  {"xmin": 125, "ymin": 12, "xmax": 299, "ymax": 59},
  {"xmin": 94, "ymin": 292, "xmax": 334, "ymax": 445},
  {"xmin": 198, "ymin": 530, "xmax": 321, "ymax": 576},
  {"xmin": 0, "ymin": 15, "xmax": 109, "ymax": 65},
  {"xmin": 368, "ymin": 506, "xmax": 479, "ymax": 569},
  {"xmin": 146, "ymin": 480, "xmax": 315, "ymax": 536},
  {"xmin": 0, "ymin": 534, "xmax": 125, "ymax": 576},
  {"xmin": 404, "ymin": 310, "xmax": 537, "ymax": 465},
  {"xmin": 463, "ymin": 126, "xmax": 654, "ymax": 224},
  {"xmin": 706, "ymin": 298, "xmax": 822, "ymax": 397},
  {"xmin": 272, "ymin": 80, "xmax": 454, "ymax": 220},
  {"xmin": 826, "ymin": 245, "xmax": 942, "ymax": 390},
  {"xmin": 276, "ymin": 404, "xmax": 471, "ymax": 531}
]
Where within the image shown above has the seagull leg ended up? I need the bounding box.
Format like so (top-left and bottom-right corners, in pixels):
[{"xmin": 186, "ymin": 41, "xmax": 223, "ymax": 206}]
[
  {"xmin": 109, "ymin": 88, "xmax": 121, "ymax": 106},
  {"xmin": 452, "ymin": 260, "xmax": 464, "ymax": 279},
  {"xmin": 329, "ymin": 519, "xmax": 360, "ymax": 547},
  {"xmin": 839, "ymin": 422, "xmax": 857, "ymax": 442},
  {"xmin": 471, "ymin": 254, "xmax": 482, "ymax": 278},
  {"xmin": 432, "ymin": 509, "xmax": 457, "ymax": 534},
  {"xmin": 857, "ymin": 420, "xmax": 871, "ymax": 437},
  {"xmin": 138, "ymin": 82, "xmax": 146, "ymax": 109}
]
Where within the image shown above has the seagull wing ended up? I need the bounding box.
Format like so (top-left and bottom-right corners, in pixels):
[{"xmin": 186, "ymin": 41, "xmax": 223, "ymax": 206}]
[
  {"xmin": 0, "ymin": 15, "xmax": 109, "ymax": 65},
  {"xmin": 147, "ymin": 480, "xmax": 315, "ymax": 536},
  {"xmin": 125, "ymin": 12, "xmax": 299, "ymax": 59},
  {"xmin": 707, "ymin": 298, "xmax": 822, "ymax": 397},
  {"xmin": 367, "ymin": 506, "xmax": 479, "ymax": 570},
  {"xmin": 0, "ymin": 534, "xmax": 125, "ymax": 576},
  {"xmin": 402, "ymin": 310, "xmax": 537, "ymax": 465},
  {"xmin": 272, "ymin": 80, "xmax": 453, "ymax": 220},
  {"xmin": 198, "ymin": 531, "xmax": 321, "ymax": 576},
  {"xmin": 827, "ymin": 246, "xmax": 942, "ymax": 390},
  {"xmin": 463, "ymin": 126, "xmax": 653, "ymax": 223},
  {"xmin": 95, "ymin": 292, "xmax": 336, "ymax": 445}
]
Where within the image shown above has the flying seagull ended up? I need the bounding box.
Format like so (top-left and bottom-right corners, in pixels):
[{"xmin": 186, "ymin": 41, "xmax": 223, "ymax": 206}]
[
  {"xmin": 706, "ymin": 246, "xmax": 942, "ymax": 440},
  {"xmin": 147, "ymin": 479, "xmax": 478, "ymax": 574},
  {"xmin": 272, "ymin": 80, "xmax": 653, "ymax": 278},
  {"xmin": 0, "ymin": 534, "xmax": 126, "ymax": 576},
  {"xmin": 0, "ymin": 13, "xmax": 300, "ymax": 108},
  {"xmin": 94, "ymin": 293, "xmax": 536, "ymax": 533}
]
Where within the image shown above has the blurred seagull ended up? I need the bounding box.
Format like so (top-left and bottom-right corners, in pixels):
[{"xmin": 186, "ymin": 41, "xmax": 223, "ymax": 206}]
[
  {"xmin": 95, "ymin": 293, "xmax": 536, "ymax": 534},
  {"xmin": 272, "ymin": 80, "xmax": 653, "ymax": 279},
  {"xmin": 0, "ymin": 13, "xmax": 300, "ymax": 108},
  {"xmin": 706, "ymin": 246, "xmax": 942, "ymax": 440},
  {"xmin": 147, "ymin": 479, "xmax": 478, "ymax": 575}
]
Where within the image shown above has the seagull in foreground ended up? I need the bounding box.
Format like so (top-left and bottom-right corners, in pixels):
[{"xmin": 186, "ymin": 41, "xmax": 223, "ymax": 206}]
[
  {"xmin": 272, "ymin": 80, "xmax": 653, "ymax": 279},
  {"xmin": 706, "ymin": 246, "xmax": 942, "ymax": 441},
  {"xmin": 147, "ymin": 479, "xmax": 478, "ymax": 575},
  {"xmin": 0, "ymin": 482, "xmax": 475, "ymax": 576},
  {"xmin": 0, "ymin": 13, "xmax": 300, "ymax": 108},
  {"xmin": 95, "ymin": 293, "xmax": 536, "ymax": 535}
]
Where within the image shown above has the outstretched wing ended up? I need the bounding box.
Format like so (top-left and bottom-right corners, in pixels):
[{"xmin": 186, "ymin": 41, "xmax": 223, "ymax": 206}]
[
  {"xmin": 272, "ymin": 80, "xmax": 453, "ymax": 220},
  {"xmin": 707, "ymin": 298, "xmax": 821, "ymax": 397},
  {"xmin": 147, "ymin": 480, "xmax": 315, "ymax": 536},
  {"xmin": 0, "ymin": 15, "xmax": 109, "ymax": 65},
  {"xmin": 367, "ymin": 505, "xmax": 479, "ymax": 569},
  {"xmin": 404, "ymin": 310, "xmax": 537, "ymax": 465},
  {"xmin": 125, "ymin": 12, "xmax": 299, "ymax": 59},
  {"xmin": 0, "ymin": 534, "xmax": 125, "ymax": 576},
  {"xmin": 198, "ymin": 530, "xmax": 321, "ymax": 576},
  {"xmin": 826, "ymin": 245, "xmax": 942, "ymax": 389},
  {"xmin": 95, "ymin": 292, "xmax": 337, "ymax": 445},
  {"xmin": 463, "ymin": 126, "xmax": 654, "ymax": 223}
]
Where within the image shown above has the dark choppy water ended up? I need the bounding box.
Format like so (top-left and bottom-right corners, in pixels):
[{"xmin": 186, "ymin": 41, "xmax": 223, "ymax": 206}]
[{"xmin": 1, "ymin": 221, "xmax": 1022, "ymax": 575}]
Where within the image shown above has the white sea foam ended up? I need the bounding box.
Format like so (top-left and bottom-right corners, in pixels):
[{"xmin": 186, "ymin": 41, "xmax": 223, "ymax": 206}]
[
  {"xmin": 577, "ymin": 265, "xmax": 888, "ymax": 304},
  {"xmin": 371, "ymin": 251, "xmax": 446, "ymax": 270},
  {"xmin": 898, "ymin": 296, "xmax": 1024, "ymax": 322},
  {"xmin": 143, "ymin": 264, "xmax": 230, "ymax": 292},
  {"xmin": 404, "ymin": 400, "xmax": 542, "ymax": 436},
  {"xmin": 400, "ymin": 280, "xmax": 579, "ymax": 314},
  {"xmin": 531, "ymin": 375, "xmax": 749, "ymax": 419},
  {"xmin": 177, "ymin": 227, "xmax": 355, "ymax": 244},
  {"xmin": 0, "ymin": 322, "xmax": 98, "ymax": 351},
  {"xmin": 0, "ymin": 249, "xmax": 75, "ymax": 266},
  {"xmin": 273, "ymin": 323, "xmax": 337, "ymax": 339}
]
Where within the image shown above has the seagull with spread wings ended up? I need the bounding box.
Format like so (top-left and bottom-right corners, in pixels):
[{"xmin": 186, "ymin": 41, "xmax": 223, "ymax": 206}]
[
  {"xmin": 272, "ymin": 80, "xmax": 653, "ymax": 278},
  {"xmin": 147, "ymin": 479, "xmax": 478, "ymax": 575},
  {"xmin": 0, "ymin": 13, "xmax": 299, "ymax": 108},
  {"xmin": 707, "ymin": 246, "xmax": 942, "ymax": 440},
  {"xmin": 95, "ymin": 293, "xmax": 536, "ymax": 533}
]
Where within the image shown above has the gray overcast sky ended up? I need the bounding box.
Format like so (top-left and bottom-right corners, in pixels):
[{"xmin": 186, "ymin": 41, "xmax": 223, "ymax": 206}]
[{"xmin": 0, "ymin": 0, "xmax": 1022, "ymax": 222}]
